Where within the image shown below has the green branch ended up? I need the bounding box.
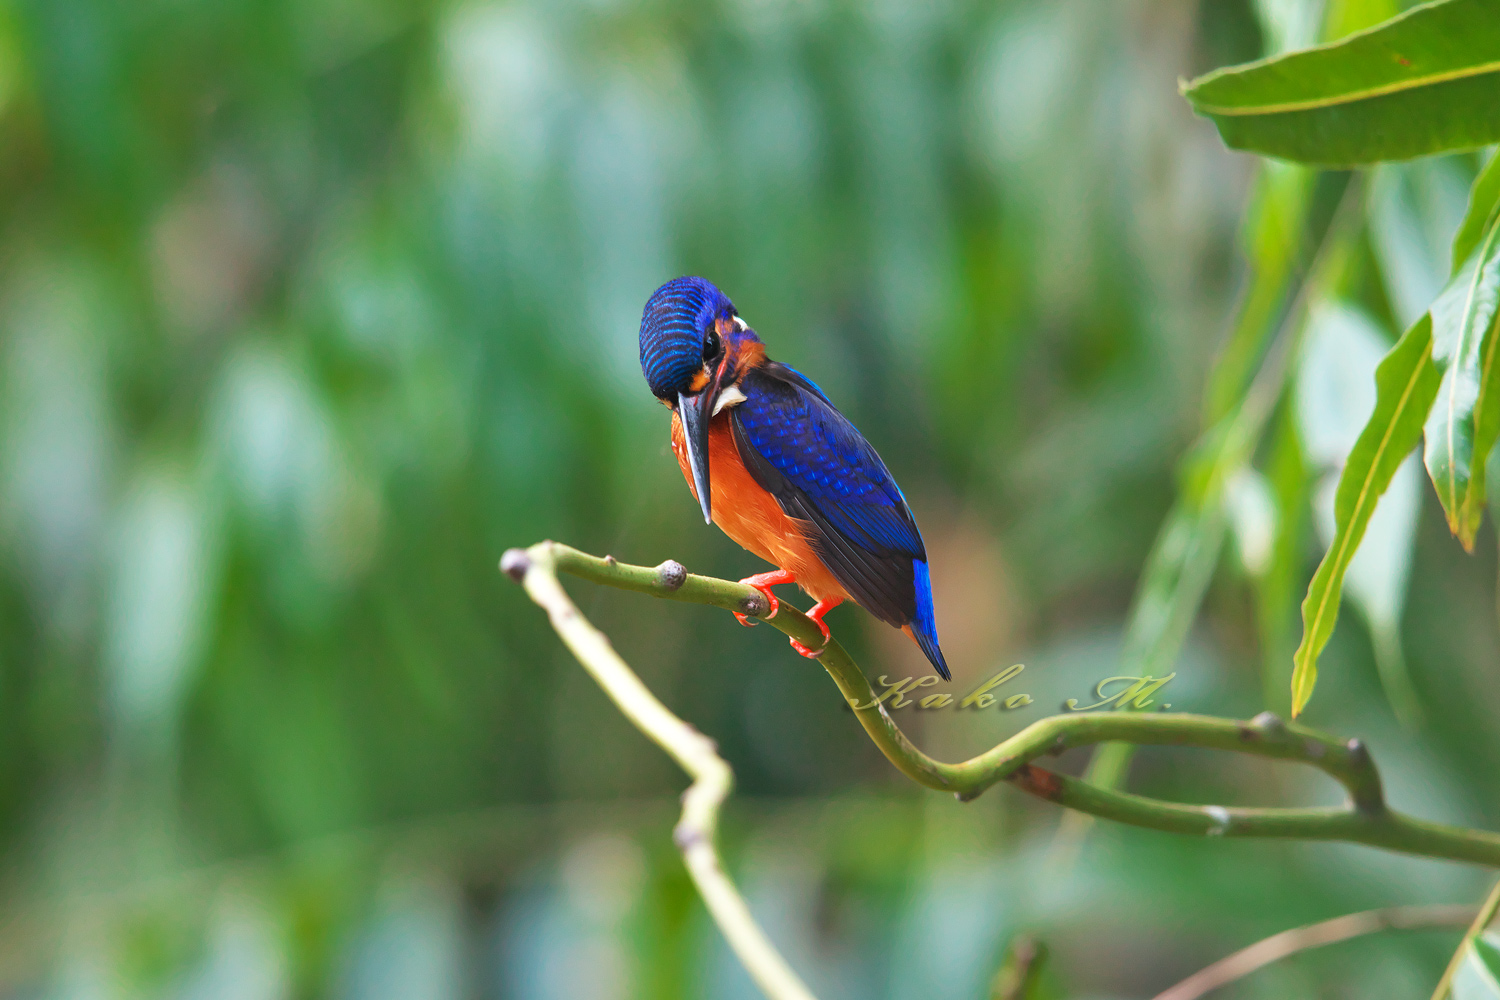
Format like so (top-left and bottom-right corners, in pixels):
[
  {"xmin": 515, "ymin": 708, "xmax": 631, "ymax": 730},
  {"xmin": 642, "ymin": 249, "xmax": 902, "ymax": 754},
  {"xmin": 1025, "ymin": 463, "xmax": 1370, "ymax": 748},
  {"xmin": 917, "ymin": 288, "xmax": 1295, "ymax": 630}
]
[{"xmin": 506, "ymin": 541, "xmax": 1500, "ymax": 870}]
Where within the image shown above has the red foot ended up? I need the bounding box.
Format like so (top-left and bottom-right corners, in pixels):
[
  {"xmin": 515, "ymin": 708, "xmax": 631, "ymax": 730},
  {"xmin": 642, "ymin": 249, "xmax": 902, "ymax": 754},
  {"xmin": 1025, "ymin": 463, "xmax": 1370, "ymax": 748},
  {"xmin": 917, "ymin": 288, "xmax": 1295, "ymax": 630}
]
[
  {"xmin": 789, "ymin": 598, "xmax": 842, "ymax": 657},
  {"xmin": 733, "ymin": 570, "xmax": 795, "ymax": 626}
]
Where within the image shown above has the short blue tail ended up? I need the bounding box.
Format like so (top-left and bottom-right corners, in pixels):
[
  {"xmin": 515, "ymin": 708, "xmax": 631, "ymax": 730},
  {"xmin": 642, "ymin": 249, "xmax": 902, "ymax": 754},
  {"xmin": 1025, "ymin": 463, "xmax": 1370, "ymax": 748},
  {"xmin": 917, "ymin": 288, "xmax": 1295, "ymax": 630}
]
[{"xmin": 911, "ymin": 560, "xmax": 950, "ymax": 680}]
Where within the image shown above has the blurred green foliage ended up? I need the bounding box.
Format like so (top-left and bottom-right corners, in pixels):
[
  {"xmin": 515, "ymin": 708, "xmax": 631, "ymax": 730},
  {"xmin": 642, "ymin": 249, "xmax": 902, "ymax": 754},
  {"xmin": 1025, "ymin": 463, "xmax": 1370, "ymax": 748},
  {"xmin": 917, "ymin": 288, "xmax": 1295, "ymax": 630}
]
[{"xmin": 0, "ymin": 0, "xmax": 1498, "ymax": 997}]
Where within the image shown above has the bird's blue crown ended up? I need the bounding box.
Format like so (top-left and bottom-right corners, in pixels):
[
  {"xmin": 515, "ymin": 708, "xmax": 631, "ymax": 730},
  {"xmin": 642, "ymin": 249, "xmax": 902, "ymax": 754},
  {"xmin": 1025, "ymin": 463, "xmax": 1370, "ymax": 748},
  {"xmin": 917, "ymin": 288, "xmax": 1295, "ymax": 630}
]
[{"xmin": 639, "ymin": 276, "xmax": 738, "ymax": 400}]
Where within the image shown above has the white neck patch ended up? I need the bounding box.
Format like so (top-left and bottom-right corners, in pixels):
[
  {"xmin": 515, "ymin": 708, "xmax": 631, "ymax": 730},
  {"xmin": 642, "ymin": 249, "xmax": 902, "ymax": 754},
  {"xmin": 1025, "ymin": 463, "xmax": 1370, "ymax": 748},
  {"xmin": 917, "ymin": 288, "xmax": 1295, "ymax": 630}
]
[{"xmin": 712, "ymin": 384, "xmax": 748, "ymax": 415}]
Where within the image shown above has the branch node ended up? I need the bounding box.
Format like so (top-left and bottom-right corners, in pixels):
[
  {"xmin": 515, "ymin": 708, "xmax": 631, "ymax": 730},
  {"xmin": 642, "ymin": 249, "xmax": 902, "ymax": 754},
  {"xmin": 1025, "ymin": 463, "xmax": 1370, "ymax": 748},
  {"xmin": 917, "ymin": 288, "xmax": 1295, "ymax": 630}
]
[
  {"xmin": 739, "ymin": 593, "xmax": 768, "ymax": 618},
  {"xmin": 673, "ymin": 824, "xmax": 707, "ymax": 851},
  {"xmin": 656, "ymin": 559, "xmax": 688, "ymax": 590},
  {"xmin": 1346, "ymin": 737, "xmax": 1369, "ymax": 765},
  {"xmin": 1251, "ymin": 711, "xmax": 1285, "ymax": 735},
  {"xmin": 500, "ymin": 548, "xmax": 531, "ymax": 582},
  {"xmin": 685, "ymin": 723, "xmax": 718, "ymax": 755},
  {"xmin": 1204, "ymin": 804, "xmax": 1231, "ymax": 836},
  {"xmin": 1342, "ymin": 739, "xmax": 1386, "ymax": 814},
  {"xmin": 605, "ymin": 554, "xmax": 617, "ymax": 566},
  {"xmin": 1047, "ymin": 735, "xmax": 1067, "ymax": 756},
  {"xmin": 1015, "ymin": 765, "xmax": 1063, "ymax": 800},
  {"xmin": 955, "ymin": 788, "xmax": 985, "ymax": 803}
]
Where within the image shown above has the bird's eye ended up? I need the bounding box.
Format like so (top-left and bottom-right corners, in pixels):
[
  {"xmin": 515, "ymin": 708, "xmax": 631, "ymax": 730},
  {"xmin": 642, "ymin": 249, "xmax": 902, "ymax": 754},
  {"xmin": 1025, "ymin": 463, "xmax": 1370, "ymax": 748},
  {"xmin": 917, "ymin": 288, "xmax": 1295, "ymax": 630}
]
[{"xmin": 703, "ymin": 328, "xmax": 721, "ymax": 359}]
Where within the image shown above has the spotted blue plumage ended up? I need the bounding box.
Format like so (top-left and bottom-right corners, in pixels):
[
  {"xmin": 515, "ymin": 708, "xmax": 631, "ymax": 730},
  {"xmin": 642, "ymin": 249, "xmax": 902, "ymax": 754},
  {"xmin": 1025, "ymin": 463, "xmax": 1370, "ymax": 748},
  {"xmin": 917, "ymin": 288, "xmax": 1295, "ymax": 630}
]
[{"xmin": 731, "ymin": 363, "xmax": 949, "ymax": 679}]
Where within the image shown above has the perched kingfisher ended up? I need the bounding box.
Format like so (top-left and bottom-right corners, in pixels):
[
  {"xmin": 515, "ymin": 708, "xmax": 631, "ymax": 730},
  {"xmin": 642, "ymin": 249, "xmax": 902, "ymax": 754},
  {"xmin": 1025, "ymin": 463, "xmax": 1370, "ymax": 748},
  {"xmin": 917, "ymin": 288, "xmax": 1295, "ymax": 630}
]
[{"xmin": 638, "ymin": 276, "xmax": 949, "ymax": 680}]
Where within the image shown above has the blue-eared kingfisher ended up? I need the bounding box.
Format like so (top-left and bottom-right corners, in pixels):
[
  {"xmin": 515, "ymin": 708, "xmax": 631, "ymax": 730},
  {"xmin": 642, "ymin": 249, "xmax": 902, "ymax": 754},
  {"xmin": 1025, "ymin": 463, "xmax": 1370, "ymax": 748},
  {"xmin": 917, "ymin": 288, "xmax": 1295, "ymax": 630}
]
[{"xmin": 638, "ymin": 276, "xmax": 949, "ymax": 680}]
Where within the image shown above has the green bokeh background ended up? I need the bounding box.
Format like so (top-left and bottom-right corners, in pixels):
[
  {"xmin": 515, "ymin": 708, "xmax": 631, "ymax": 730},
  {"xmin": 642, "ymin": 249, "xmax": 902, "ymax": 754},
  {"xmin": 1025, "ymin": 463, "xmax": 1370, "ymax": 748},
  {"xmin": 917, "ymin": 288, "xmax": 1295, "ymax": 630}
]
[{"xmin": 0, "ymin": 0, "xmax": 1496, "ymax": 997}]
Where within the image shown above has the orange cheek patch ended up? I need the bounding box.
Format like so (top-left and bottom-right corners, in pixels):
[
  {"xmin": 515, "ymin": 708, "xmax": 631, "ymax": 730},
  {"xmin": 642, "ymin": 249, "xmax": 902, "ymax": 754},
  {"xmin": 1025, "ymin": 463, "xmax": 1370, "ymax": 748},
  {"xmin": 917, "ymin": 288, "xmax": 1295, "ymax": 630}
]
[{"xmin": 732, "ymin": 339, "xmax": 766, "ymax": 370}]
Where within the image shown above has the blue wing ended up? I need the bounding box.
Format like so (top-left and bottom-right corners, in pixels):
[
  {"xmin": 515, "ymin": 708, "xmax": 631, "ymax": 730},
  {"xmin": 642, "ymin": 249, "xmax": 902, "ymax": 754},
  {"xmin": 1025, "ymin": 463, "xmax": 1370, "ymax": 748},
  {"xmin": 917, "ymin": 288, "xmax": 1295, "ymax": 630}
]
[{"xmin": 731, "ymin": 363, "xmax": 948, "ymax": 678}]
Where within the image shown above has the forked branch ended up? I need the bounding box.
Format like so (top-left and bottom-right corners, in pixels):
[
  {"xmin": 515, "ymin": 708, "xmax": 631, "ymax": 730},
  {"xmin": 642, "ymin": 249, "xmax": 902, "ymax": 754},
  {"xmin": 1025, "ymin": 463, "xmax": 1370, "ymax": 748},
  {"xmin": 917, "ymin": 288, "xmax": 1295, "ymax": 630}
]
[
  {"xmin": 501, "ymin": 541, "xmax": 1500, "ymax": 1000},
  {"xmin": 504, "ymin": 541, "xmax": 1500, "ymax": 868}
]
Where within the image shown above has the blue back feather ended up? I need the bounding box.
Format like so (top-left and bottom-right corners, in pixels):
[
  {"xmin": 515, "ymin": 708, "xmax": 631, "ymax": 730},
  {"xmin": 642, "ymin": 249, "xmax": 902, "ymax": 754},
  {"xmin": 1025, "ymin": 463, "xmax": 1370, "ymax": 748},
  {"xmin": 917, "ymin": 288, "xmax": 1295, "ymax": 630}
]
[
  {"xmin": 735, "ymin": 368, "xmax": 922, "ymax": 555},
  {"xmin": 733, "ymin": 364, "xmax": 948, "ymax": 679}
]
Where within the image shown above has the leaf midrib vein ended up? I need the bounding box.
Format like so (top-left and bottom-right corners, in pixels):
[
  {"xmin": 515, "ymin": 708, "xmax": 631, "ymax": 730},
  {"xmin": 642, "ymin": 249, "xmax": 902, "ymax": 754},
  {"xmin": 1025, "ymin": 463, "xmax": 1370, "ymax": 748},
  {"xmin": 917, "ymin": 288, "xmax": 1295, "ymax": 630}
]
[
  {"xmin": 1457, "ymin": 202, "xmax": 1500, "ymax": 532},
  {"xmin": 1296, "ymin": 332, "xmax": 1431, "ymax": 685},
  {"xmin": 1444, "ymin": 221, "xmax": 1500, "ymax": 507},
  {"xmin": 1462, "ymin": 315, "xmax": 1500, "ymax": 532},
  {"xmin": 1196, "ymin": 59, "xmax": 1500, "ymax": 117}
]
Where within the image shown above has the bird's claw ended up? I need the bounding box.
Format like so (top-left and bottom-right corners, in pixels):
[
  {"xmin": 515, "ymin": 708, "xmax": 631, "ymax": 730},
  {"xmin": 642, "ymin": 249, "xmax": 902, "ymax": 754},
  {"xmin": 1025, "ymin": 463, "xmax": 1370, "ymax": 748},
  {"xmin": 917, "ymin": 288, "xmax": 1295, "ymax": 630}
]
[
  {"xmin": 734, "ymin": 580, "xmax": 780, "ymax": 626},
  {"xmin": 790, "ymin": 616, "xmax": 831, "ymax": 658}
]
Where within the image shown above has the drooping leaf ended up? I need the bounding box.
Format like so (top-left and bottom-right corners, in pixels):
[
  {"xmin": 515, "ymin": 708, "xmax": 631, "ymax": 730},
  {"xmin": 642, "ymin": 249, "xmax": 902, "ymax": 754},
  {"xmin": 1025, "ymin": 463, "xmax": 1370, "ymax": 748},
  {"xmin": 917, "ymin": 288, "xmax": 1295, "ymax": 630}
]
[
  {"xmin": 1297, "ymin": 302, "xmax": 1424, "ymax": 725},
  {"xmin": 1291, "ymin": 313, "xmax": 1440, "ymax": 716},
  {"xmin": 1454, "ymin": 149, "xmax": 1500, "ymax": 273},
  {"xmin": 1252, "ymin": 404, "xmax": 1308, "ymax": 713},
  {"xmin": 1182, "ymin": 0, "xmax": 1500, "ymax": 166},
  {"xmin": 1423, "ymin": 220, "xmax": 1500, "ymax": 550}
]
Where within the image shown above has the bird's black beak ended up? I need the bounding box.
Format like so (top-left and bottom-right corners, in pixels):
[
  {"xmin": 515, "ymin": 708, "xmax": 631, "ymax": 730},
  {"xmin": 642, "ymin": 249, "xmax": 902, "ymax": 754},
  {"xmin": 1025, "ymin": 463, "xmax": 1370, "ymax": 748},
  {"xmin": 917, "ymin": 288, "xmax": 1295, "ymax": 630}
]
[
  {"xmin": 678, "ymin": 362, "xmax": 725, "ymax": 524},
  {"xmin": 678, "ymin": 385, "xmax": 715, "ymax": 524}
]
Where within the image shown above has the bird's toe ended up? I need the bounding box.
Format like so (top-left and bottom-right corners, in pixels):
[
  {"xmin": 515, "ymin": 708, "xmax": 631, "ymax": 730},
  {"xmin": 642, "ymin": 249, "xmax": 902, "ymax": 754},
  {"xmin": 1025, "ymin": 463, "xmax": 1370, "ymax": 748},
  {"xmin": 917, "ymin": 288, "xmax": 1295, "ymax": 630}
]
[
  {"xmin": 789, "ymin": 614, "xmax": 832, "ymax": 658},
  {"xmin": 736, "ymin": 580, "xmax": 780, "ymax": 621}
]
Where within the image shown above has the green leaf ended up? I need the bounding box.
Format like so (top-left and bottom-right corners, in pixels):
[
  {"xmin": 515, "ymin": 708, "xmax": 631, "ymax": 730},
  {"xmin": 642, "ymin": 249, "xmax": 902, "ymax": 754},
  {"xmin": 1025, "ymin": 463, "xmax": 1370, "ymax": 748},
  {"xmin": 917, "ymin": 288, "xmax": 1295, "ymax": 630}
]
[
  {"xmin": 1453, "ymin": 149, "xmax": 1500, "ymax": 274},
  {"xmin": 1455, "ymin": 936, "xmax": 1500, "ymax": 998},
  {"xmin": 1182, "ymin": 0, "xmax": 1500, "ymax": 166},
  {"xmin": 1291, "ymin": 313, "xmax": 1440, "ymax": 716},
  {"xmin": 1424, "ymin": 218, "xmax": 1500, "ymax": 550},
  {"xmin": 1297, "ymin": 302, "xmax": 1425, "ymax": 726},
  {"xmin": 1476, "ymin": 936, "xmax": 1500, "ymax": 979}
]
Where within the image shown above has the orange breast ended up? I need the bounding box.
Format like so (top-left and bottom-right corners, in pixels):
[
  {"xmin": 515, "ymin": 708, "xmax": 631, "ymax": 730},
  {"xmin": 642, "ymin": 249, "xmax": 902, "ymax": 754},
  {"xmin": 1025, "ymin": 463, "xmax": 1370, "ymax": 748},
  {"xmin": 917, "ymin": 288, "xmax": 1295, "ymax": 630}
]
[{"xmin": 671, "ymin": 408, "xmax": 851, "ymax": 606}]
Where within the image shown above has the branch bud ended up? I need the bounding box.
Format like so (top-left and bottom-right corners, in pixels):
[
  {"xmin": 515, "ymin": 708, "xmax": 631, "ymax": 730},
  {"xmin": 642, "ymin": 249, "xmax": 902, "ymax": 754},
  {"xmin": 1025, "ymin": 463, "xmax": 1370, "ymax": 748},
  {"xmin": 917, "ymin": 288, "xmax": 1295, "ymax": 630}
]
[
  {"xmin": 500, "ymin": 549, "xmax": 531, "ymax": 582},
  {"xmin": 1346, "ymin": 738, "xmax": 1369, "ymax": 766},
  {"xmin": 1251, "ymin": 711, "xmax": 1285, "ymax": 734},
  {"xmin": 656, "ymin": 559, "xmax": 688, "ymax": 590}
]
